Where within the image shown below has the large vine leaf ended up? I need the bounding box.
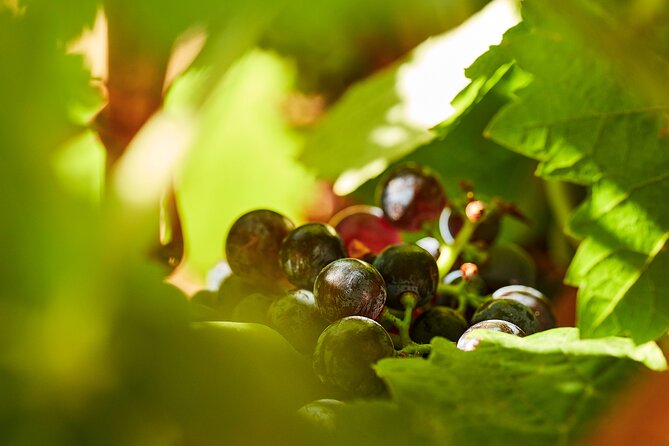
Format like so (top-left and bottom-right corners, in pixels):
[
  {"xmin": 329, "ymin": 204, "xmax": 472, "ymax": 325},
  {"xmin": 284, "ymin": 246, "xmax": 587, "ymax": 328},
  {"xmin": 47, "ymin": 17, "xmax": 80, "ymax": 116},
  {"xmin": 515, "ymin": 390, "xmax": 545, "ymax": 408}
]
[
  {"xmin": 325, "ymin": 329, "xmax": 665, "ymax": 446},
  {"xmin": 478, "ymin": 3, "xmax": 669, "ymax": 343}
]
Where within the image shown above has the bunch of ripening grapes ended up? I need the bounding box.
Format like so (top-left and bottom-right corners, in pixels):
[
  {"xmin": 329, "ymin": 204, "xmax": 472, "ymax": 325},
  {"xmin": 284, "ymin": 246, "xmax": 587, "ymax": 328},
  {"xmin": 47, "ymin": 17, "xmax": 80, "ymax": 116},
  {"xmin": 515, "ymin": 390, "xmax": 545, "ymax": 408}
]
[{"xmin": 192, "ymin": 163, "xmax": 556, "ymax": 397}]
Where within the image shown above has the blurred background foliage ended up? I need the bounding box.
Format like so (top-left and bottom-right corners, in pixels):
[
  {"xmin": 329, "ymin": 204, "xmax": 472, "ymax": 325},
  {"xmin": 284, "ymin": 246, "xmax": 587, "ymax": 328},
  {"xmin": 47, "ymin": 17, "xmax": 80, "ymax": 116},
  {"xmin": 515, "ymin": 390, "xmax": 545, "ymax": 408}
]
[{"xmin": 3, "ymin": 0, "xmax": 669, "ymax": 444}]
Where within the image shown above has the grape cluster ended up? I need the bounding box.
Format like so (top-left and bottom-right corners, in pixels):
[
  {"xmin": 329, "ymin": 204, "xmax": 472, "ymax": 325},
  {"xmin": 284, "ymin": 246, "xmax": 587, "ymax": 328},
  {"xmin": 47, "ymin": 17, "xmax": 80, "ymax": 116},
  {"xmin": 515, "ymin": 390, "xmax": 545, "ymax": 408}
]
[{"xmin": 194, "ymin": 163, "xmax": 557, "ymax": 398}]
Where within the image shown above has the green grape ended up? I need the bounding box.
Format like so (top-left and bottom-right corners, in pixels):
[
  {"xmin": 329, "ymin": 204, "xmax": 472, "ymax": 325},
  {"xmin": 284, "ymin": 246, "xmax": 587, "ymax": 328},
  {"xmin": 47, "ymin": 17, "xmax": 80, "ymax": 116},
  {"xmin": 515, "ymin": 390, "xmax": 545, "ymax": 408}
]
[{"xmin": 297, "ymin": 399, "xmax": 345, "ymax": 431}]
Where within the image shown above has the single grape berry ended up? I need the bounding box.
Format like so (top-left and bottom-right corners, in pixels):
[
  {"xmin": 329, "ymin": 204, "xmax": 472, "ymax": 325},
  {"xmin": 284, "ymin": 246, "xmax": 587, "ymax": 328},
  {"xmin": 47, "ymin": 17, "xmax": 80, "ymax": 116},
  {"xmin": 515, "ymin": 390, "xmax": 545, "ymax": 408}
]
[
  {"xmin": 471, "ymin": 298, "xmax": 541, "ymax": 335},
  {"xmin": 268, "ymin": 289, "xmax": 329, "ymax": 354},
  {"xmin": 456, "ymin": 319, "xmax": 525, "ymax": 351},
  {"xmin": 439, "ymin": 207, "xmax": 500, "ymax": 245},
  {"xmin": 225, "ymin": 210, "xmax": 294, "ymax": 286},
  {"xmin": 231, "ymin": 293, "xmax": 274, "ymax": 324},
  {"xmin": 493, "ymin": 285, "xmax": 556, "ymax": 331},
  {"xmin": 279, "ymin": 223, "xmax": 347, "ymax": 290},
  {"xmin": 313, "ymin": 258, "xmax": 387, "ymax": 322},
  {"xmin": 478, "ymin": 243, "xmax": 536, "ymax": 292},
  {"xmin": 313, "ymin": 316, "xmax": 395, "ymax": 396},
  {"xmin": 374, "ymin": 244, "xmax": 439, "ymax": 309},
  {"xmin": 411, "ymin": 307, "xmax": 468, "ymax": 343},
  {"xmin": 297, "ymin": 399, "xmax": 345, "ymax": 431},
  {"xmin": 330, "ymin": 205, "xmax": 401, "ymax": 257},
  {"xmin": 378, "ymin": 163, "xmax": 447, "ymax": 231}
]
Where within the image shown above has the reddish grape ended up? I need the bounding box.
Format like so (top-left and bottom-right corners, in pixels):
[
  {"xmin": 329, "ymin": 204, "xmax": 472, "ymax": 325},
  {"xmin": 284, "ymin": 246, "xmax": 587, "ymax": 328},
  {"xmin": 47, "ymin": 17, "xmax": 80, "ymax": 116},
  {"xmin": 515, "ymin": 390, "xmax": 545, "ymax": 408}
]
[
  {"xmin": 329, "ymin": 205, "xmax": 401, "ymax": 258},
  {"xmin": 378, "ymin": 163, "xmax": 447, "ymax": 231}
]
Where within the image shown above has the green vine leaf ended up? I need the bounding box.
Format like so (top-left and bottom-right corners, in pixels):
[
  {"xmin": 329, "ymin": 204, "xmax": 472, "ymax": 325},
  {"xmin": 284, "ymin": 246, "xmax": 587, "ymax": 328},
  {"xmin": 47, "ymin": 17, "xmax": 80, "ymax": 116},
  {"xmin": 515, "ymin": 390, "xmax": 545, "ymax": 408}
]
[
  {"xmin": 326, "ymin": 329, "xmax": 665, "ymax": 446},
  {"xmin": 480, "ymin": 4, "xmax": 669, "ymax": 343}
]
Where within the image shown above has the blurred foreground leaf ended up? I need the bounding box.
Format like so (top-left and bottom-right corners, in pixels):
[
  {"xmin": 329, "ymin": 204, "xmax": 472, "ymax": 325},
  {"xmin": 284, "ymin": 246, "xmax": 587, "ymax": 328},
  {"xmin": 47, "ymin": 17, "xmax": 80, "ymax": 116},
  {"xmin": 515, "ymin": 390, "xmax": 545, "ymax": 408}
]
[
  {"xmin": 171, "ymin": 51, "xmax": 315, "ymax": 278},
  {"xmin": 325, "ymin": 328, "xmax": 665, "ymax": 446}
]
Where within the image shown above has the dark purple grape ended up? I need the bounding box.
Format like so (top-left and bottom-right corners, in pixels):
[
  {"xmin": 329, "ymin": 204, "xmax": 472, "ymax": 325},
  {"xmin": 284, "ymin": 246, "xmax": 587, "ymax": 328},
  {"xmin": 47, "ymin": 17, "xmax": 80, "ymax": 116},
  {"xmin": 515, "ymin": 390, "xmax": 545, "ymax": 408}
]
[
  {"xmin": 225, "ymin": 210, "xmax": 294, "ymax": 286},
  {"xmin": 478, "ymin": 243, "xmax": 537, "ymax": 292},
  {"xmin": 493, "ymin": 285, "xmax": 556, "ymax": 331},
  {"xmin": 279, "ymin": 223, "xmax": 346, "ymax": 290},
  {"xmin": 471, "ymin": 298, "xmax": 541, "ymax": 335},
  {"xmin": 313, "ymin": 258, "xmax": 387, "ymax": 322},
  {"xmin": 373, "ymin": 244, "xmax": 438, "ymax": 309},
  {"xmin": 313, "ymin": 316, "xmax": 394, "ymax": 396},
  {"xmin": 411, "ymin": 307, "xmax": 468, "ymax": 343},
  {"xmin": 268, "ymin": 289, "xmax": 329, "ymax": 354},
  {"xmin": 378, "ymin": 163, "xmax": 447, "ymax": 231},
  {"xmin": 439, "ymin": 207, "xmax": 501, "ymax": 245},
  {"xmin": 456, "ymin": 319, "xmax": 525, "ymax": 351},
  {"xmin": 330, "ymin": 205, "xmax": 401, "ymax": 257}
]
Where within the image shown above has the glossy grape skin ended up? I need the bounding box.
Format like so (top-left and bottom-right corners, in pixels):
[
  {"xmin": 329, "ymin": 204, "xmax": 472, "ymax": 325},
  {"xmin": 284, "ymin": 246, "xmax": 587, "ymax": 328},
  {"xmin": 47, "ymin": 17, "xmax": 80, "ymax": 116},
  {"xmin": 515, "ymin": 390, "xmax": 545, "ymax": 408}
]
[
  {"xmin": 268, "ymin": 289, "xmax": 329, "ymax": 354},
  {"xmin": 279, "ymin": 223, "xmax": 347, "ymax": 290},
  {"xmin": 411, "ymin": 307, "xmax": 468, "ymax": 343},
  {"xmin": 471, "ymin": 298, "xmax": 541, "ymax": 335},
  {"xmin": 439, "ymin": 207, "xmax": 500, "ymax": 245},
  {"xmin": 378, "ymin": 163, "xmax": 447, "ymax": 231},
  {"xmin": 225, "ymin": 210, "xmax": 295, "ymax": 286},
  {"xmin": 416, "ymin": 237, "xmax": 441, "ymax": 260},
  {"xmin": 493, "ymin": 285, "xmax": 556, "ymax": 331},
  {"xmin": 330, "ymin": 205, "xmax": 401, "ymax": 257},
  {"xmin": 313, "ymin": 316, "xmax": 394, "ymax": 396},
  {"xmin": 478, "ymin": 243, "xmax": 537, "ymax": 292},
  {"xmin": 313, "ymin": 258, "xmax": 387, "ymax": 322},
  {"xmin": 297, "ymin": 399, "xmax": 344, "ymax": 430},
  {"xmin": 456, "ymin": 319, "xmax": 525, "ymax": 351},
  {"xmin": 373, "ymin": 244, "xmax": 439, "ymax": 309}
]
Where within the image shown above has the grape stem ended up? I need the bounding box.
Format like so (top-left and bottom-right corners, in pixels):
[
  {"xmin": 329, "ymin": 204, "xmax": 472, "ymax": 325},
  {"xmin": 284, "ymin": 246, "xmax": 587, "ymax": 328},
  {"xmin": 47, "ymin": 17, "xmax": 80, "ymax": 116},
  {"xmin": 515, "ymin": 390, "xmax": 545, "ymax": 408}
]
[
  {"xmin": 436, "ymin": 217, "xmax": 478, "ymax": 277},
  {"xmin": 398, "ymin": 292, "xmax": 418, "ymax": 348},
  {"xmin": 380, "ymin": 292, "xmax": 419, "ymax": 349},
  {"xmin": 397, "ymin": 343, "xmax": 432, "ymax": 357},
  {"xmin": 438, "ymin": 280, "xmax": 489, "ymax": 316}
]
